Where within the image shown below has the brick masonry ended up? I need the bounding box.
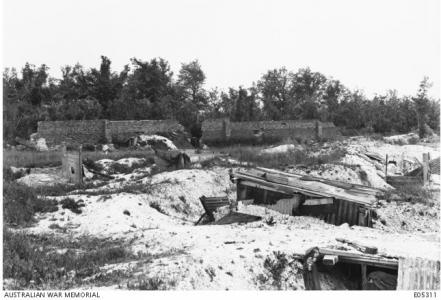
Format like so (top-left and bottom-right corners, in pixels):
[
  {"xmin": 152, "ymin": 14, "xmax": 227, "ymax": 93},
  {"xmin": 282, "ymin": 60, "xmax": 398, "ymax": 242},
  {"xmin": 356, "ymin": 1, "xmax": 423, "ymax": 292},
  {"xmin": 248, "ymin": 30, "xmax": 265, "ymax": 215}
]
[
  {"xmin": 108, "ymin": 120, "xmax": 184, "ymax": 143},
  {"xmin": 37, "ymin": 120, "xmax": 107, "ymax": 146},
  {"xmin": 201, "ymin": 118, "xmax": 340, "ymax": 144},
  {"xmin": 37, "ymin": 119, "xmax": 184, "ymax": 146}
]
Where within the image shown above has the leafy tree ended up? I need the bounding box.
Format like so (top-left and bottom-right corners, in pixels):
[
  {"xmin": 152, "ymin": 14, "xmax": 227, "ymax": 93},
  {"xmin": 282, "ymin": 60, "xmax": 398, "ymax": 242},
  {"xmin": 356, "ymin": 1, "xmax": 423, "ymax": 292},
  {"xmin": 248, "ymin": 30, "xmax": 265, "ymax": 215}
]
[
  {"xmin": 177, "ymin": 60, "xmax": 207, "ymax": 107},
  {"xmin": 122, "ymin": 57, "xmax": 173, "ymax": 103},
  {"xmin": 427, "ymin": 99, "xmax": 440, "ymax": 134},
  {"xmin": 88, "ymin": 56, "xmax": 129, "ymax": 115},
  {"xmin": 257, "ymin": 67, "xmax": 293, "ymax": 120},
  {"xmin": 45, "ymin": 97, "xmax": 103, "ymax": 121},
  {"xmin": 412, "ymin": 77, "xmax": 432, "ymax": 138}
]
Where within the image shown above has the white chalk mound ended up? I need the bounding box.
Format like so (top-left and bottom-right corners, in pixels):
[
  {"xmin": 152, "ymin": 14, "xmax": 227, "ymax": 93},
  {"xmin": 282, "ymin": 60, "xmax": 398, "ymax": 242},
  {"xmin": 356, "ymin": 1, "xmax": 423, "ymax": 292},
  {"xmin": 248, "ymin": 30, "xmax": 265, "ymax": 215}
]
[{"xmin": 138, "ymin": 134, "xmax": 177, "ymax": 150}]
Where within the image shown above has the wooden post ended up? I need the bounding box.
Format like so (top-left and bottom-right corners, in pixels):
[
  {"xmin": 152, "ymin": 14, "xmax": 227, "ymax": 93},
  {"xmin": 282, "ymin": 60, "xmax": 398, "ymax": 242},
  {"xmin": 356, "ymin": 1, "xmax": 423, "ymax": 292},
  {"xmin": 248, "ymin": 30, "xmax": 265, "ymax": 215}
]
[
  {"xmin": 385, "ymin": 154, "xmax": 388, "ymax": 180},
  {"xmin": 423, "ymin": 153, "xmax": 429, "ymax": 186},
  {"xmin": 361, "ymin": 264, "xmax": 367, "ymax": 289},
  {"xmin": 61, "ymin": 142, "xmax": 67, "ymax": 175},
  {"xmin": 262, "ymin": 189, "xmax": 268, "ymax": 203},
  {"xmin": 401, "ymin": 152, "xmax": 404, "ymax": 174},
  {"xmin": 303, "ymin": 248, "xmax": 321, "ymax": 290},
  {"xmin": 236, "ymin": 183, "xmax": 247, "ymax": 201},
  {"xmin": 78, "ymin": 145, "xmax": 83, "ymax": 184}
]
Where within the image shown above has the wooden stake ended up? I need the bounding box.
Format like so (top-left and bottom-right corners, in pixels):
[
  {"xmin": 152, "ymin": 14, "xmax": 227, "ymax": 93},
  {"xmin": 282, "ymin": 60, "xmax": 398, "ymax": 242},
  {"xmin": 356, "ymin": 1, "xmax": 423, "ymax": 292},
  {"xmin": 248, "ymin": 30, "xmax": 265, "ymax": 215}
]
[
  {"xmin": 361, "ymin": 264, "xmax": 367, "ymax": 289},
  {"xmin": 423, "ymin": 153, "xmax": 429, "ymax": 186},
  {"xmin": 385, "ymin": 154, "xmax": 388, "ymax": 180}
]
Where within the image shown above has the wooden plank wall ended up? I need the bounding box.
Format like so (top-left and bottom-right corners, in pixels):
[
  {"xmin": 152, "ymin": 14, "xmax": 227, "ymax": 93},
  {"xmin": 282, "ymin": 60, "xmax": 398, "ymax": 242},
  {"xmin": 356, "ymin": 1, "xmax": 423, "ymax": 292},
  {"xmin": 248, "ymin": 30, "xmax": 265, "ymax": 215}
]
[
  {"xmin": 302, "ymin": 198, "xmax": 371, "ymax": 226},
  {"xmin": 397, "ymin": 257, "xmax": 440, "ymax": 290},
  {"xmin": 61, "ymin": 145, "xmax": 83, "ymax": 184},
  {"xmin": 237, "ymin": 183, "xmax": 372, "ymax": 227},
  {"xmin": 261, "ymin": 197, "xmax": 301, "ymax": 215}
]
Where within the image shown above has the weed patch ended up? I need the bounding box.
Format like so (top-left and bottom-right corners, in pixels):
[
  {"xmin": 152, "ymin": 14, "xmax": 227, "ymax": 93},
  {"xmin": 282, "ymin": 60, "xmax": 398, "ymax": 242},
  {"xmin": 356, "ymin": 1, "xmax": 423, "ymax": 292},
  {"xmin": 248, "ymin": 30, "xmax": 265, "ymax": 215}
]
[
  {"xmin": 384, "ymin": 184, "xmax": 433, "ymax": 205},
  {"xmin": 3, "ymin": 182, "xmax": 59, "ymax": 225},
  {"xmin": 3, "ymin": 230, "xmax": 134, "ymax": 289},
  {"xmin": 60, "ymin": 198, "xmax": 85, "ymax": 214},
  {"xmin": 258, "ymin": 251, "xmax": 303, "ymax": 290}
]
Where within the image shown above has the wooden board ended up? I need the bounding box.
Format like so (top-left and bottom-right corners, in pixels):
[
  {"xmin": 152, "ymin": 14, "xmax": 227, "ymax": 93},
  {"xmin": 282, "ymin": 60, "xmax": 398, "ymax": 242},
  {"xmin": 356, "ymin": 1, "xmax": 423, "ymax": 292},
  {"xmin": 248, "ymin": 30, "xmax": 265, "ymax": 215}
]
[
  {"xmin": 397, "ymin": 257, "xmax": 440, "ymax": 290},
  {"xmin": 214, "ymin": 212, "xmax": 262, "ymax": 225},
  {"xmin": 234, "ymin": 169, "xmax": 377, "ymax": 205},
  {"xmin": 304, "ymin": 198, "xmax": 334, "ymax": 206},
  {"xmin": 319, "ymin": 248, "xmax": 398, "ymax": 269}
]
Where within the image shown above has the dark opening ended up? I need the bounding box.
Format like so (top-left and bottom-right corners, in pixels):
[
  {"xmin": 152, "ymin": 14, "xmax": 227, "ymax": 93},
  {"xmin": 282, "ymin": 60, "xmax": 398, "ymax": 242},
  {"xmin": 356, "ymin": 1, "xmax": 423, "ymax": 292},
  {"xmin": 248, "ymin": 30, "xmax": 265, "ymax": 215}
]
[
  {"xmin": 317, "ymin": 261, "xmax": 398, "ymax": 290},
  {"xmin": 71, "ymin": 166, "xmax": 75, "ymax": 174}
]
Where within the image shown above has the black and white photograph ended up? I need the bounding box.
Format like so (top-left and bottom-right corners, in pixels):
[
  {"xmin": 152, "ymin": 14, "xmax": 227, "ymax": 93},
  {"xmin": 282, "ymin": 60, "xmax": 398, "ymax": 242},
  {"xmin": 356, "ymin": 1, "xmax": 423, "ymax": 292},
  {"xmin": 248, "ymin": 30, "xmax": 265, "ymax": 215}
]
[{"xmin": 1, "ymin": 0, "xmax": 440, "ymax": 296}]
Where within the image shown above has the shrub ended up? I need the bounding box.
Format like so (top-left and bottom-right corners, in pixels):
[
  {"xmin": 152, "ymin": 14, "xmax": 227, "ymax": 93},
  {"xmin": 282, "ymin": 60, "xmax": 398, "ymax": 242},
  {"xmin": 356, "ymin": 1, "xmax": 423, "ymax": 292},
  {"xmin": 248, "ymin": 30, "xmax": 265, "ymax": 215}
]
[
  {"xmin": 260, "ymin": 251, "xmax": 303, "ymax": 290},
  {"xmin": 385, "ymin": 184, "xmax": 433, "ymax": 205},
  {"xmin": 106, "ymin": 159, "xmax": 154, "ymax": 175},
  {"xmin": 263, "ymin": 251, "xmax": 289, "ymax": 286},
  {"xmin": 127, "ymin": 277, "xmax": 166, "ymax": 290},
  {"xmin": 3, "ymin": 182, "xmax": 58, "ymax": 225},
  {"xmin": 60, "ymin": 198, "xmax": 85, "ymax": 214},
  {"xmin": 149, "ymin": 202, "xmax": 167, "ymax": 214},
  {"xmin": 3, "ymin": 230, "xmax": 133, "ymax": 289}
]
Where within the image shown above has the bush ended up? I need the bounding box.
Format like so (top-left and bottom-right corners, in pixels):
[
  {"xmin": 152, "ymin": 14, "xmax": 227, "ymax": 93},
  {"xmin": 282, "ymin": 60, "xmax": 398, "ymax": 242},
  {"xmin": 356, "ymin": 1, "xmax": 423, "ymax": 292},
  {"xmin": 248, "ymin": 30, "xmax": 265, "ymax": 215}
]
[
  {"xmin": 3, "ymin": 230, "xmax": 133, "ymax": 289},
  {"xmin": 106, "ymin": 159, "xmax": 154, "ymax": 175},
  {"xmin": 385, "ymin": 184, "xmax": 433, "ymax": 205},
  {"xmin": 127, "ymin": 277, "xmax": 166, "ymax": 290},
  {"xmin": 60, "ymin": 198, "xmax": 85, "ymax": 214},
  {"xmin": 149, "ymin": 202, "xmax": 167, "ymax": 214},
  {"xmin": 3, "ymin": 182, "xmax": 58, "ymax": 225}
]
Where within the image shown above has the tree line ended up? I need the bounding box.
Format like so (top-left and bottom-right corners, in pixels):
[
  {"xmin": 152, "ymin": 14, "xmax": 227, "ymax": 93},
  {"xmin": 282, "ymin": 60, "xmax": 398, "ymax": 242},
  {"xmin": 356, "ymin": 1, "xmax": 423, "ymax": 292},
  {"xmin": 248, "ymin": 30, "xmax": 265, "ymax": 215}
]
[{"xmin": 3, "ymin": 56, "xmax": 439, "ymax": 143}]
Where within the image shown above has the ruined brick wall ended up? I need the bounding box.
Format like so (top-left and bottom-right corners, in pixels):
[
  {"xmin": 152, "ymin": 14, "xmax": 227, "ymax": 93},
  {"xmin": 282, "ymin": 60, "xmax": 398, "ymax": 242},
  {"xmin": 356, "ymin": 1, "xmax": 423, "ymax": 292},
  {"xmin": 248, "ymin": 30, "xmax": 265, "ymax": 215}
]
[
  {"xmin": 108, "ymin": 120, "xmax": 184, "ymax": 143},
  {"xmin": 201, "ymin": 118, "xmax": 230, "ymax": 143},
  {"xmin": 37, "ymin": 120, "xmax": 107, "ymax": 147},
  {"xmin": 201, "ymin": 118, "xmax": 340, "ymax": 144},
  {"xmin": 321, "ymin": 122, "xmax": 341, "ymax": 139},
  {"xmin": 229, "ymin": 120, "xmax": 318, "ymax": 140},
  {"xmin": 37, "ymin": 119, "xmax": 184, "ymax": 146}
]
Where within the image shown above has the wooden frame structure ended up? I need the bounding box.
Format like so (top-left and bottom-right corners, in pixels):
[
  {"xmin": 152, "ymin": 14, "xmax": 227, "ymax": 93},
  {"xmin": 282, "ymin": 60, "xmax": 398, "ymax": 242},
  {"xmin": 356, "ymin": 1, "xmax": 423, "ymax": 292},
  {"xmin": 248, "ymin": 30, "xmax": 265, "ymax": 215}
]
[
  {"xmin": 195, "ymin": 196, "xmax": 230, "ymax": 225},
  {"xmin": 231, "ymin": 168, "xmax": 380, "ymax": 226},
  {"xmin": 386, "ymin": 153, "xmax": 433, "ymax": 187},
  {"xmin": 61, "ymin": 143, "xmax": 83, "ymax": 184},
  {"xmin": 303, "ymin": 247, "xmax": 399, "ymax": 290}
]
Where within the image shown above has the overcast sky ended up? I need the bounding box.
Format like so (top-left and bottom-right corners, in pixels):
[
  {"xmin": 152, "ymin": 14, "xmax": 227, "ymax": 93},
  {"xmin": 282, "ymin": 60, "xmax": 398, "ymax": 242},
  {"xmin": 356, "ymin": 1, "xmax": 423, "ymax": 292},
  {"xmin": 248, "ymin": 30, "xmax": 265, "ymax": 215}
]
[{"xmin": 2, "ymin": 0, "xmax": 440, "ymax": 98}]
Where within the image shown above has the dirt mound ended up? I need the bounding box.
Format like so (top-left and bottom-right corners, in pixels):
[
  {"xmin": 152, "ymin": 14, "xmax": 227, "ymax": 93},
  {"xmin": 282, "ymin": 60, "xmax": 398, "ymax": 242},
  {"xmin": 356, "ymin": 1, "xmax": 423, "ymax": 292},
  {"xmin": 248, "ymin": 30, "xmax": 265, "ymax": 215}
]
[{"xmin": 136, "ymin": 135, "xmax": 177, "ymax": 151}]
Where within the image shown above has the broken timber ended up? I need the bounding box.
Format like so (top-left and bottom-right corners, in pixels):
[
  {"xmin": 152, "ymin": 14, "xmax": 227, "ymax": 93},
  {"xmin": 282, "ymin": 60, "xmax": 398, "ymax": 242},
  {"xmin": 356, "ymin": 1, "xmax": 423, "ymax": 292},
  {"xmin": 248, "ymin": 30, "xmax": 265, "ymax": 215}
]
[{"xmin": 231, "ymin": 168, "xmax": 379, "ymax": 226}]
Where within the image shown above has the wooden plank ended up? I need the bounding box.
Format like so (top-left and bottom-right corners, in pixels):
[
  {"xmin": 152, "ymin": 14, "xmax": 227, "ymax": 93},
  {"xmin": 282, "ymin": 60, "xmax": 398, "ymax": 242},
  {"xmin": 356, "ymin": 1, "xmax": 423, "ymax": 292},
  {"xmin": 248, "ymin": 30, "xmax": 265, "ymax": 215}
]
[
  {"xmin": 397, "ymin": 257, "xmax": 440, "ymax": 290},
  {"xmin": 361, "ymin": 264, "xmax": 367, "ymax": 289},
  {"xmin": 234, "ymin": 169, "xmax": 377, "ymax": 205},
  {"xmin": 236, "ymin": 183, "xmax": 248, "ymax": 201},
  {"xmin": 262, "ymin": 189, "xmax": 268, "ymax": 203},
  {"xmin": 264, "ymin": 173, "xmax": 289, "ymax": 185},
  {"xmin": 214, "ymin": 212, "xmax": 261, "ymax": 225},
  {"xmin": 256, "ymin": 167, "xmax": 382, "ymax": 194},
  {"xmin": 342, "ymin": 200, "xmax": 349, "ymax": 224},
  {"xmin": 358, "ymin": 207, "xmax": 366, "ymax": 226},
  {"xmin": 303, "ymin": 248, "xmax": 321, "ymax": 290},
  {"xmin": 346, "ymin": 201, "xmax": 354, "ymax": 225},
  {"xmin": 323, "ymin": 255, "xmax": 339, "ymax": 266},
  {"xmin": 304, "ymin": 198, "xmax": 333, "ymax": 206},
  {"xmin": 423, "ymin": 153, "xmax": 429, "ymax": 186},
  {"xmin": 336, "ymin": 238, "xmax": 378, "ymax": 254},
  {"xmin": 319, "ymin": 248, "xmax": 398, "ymax": 269},
  {"xmin": 330, "ymin": 211, "xmax": 336, "ymax": 225}
]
